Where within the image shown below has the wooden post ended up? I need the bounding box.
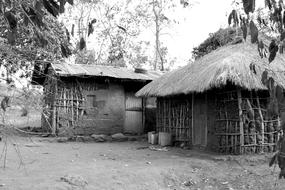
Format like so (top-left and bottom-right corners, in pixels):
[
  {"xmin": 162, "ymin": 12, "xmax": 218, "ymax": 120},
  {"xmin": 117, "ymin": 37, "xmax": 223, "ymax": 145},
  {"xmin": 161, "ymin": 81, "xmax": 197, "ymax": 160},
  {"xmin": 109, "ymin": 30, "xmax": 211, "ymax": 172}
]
[
  {"xmin": 277, "ymin": 116, "xmax": 281, "ymax": 143},
  {"xmin": 237, "ymin": 89, "xmax": 244, "ymax": 154},
  {"xmin": 235, "ymin": 121, "xmax": 238, "ymax": 154},
  {"xmin": 256, "ymin": 92, "xmax": 265, "ymax": 153},
  {"xmin": 63, "ymin": 89, "xmax": 66, "ymax": 112},
  {"xmin": 142, "ymin": 98, "xmax": 146, "ymax": 135},
  {"xmin": 71, "ymin": 89, "xmax": 74, "ymax": 128},
  {"xmin": 163, "ymin": 99, "xmax": 166, "ymax": 132},
  {"xmin": 180, "ymin": 104, "xmax": 183, "ymax": 141},
  {"xmin": 156, "ymin": 98, "xmax": 159, "ymax": 132},
  {"xmin": 52, "ymin": 80, "xmax": 57, "ymax": 136},
  {"xmin": 205, "ymin": 93, "xmax": 208, "ymax": 147},
  {"xmin": 192, "ymin": 93, "xmax": 194, "ymax": 146},
  {"xmin": 76, "ymin": 92, "xmax": 79, "ymax": 120},
  {"xmin": 168, "ymin": 98, "xmax": 170, "ymax": 134},
  {"xmin": 250, "ymin": 91, "xmax": 256, "ymax": 153},
  {"xmin": 225, "ymin": 107, "xmax": 228, "ymax": 152}
]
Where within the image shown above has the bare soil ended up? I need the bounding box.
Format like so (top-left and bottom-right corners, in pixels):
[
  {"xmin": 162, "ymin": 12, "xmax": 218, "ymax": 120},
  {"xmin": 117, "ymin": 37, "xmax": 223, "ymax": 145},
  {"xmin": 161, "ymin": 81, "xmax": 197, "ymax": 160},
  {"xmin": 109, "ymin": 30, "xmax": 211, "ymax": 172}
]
[{"xmin": 0, "ymin": 134, "xmax": 284, "ymax": 190}]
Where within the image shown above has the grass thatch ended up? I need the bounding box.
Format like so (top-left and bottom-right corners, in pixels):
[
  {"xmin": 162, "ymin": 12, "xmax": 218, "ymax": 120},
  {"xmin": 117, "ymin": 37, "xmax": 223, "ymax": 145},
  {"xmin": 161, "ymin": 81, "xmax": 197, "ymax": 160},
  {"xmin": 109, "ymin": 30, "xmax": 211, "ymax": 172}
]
[{"xmin": 136, "ymin": 40, "xmax": 285, "ymax": 97}]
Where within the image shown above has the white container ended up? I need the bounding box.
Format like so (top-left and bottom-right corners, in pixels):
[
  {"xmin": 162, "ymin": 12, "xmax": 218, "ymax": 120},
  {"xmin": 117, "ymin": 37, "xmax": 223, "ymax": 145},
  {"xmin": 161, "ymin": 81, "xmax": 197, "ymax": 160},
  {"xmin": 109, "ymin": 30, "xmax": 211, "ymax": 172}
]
[
  {"xmin": 150, "ymin": 133, "xmax": 158, "ymax": 145},
  {"xmin": 148, "ymin": 131, "xmax": 155, "ymax": 143},
  {"xmin": 158, "ymin": 132, "xmax": 172, "ymax": 146}
]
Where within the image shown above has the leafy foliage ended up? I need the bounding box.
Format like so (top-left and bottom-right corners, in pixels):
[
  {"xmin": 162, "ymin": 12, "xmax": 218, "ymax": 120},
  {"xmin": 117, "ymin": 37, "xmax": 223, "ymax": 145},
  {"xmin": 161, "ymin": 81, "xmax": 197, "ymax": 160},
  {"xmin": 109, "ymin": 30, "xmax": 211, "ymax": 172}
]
[
  {"xmin": 127, "ymin": 41, "xmax": 150, "ymax": 68},
  {"xmin": 233, "ymin": 0, "xmax": 285, "ymax": 127},
  {"xmin": 61, "ymin": 0, "xmax": 191, "ymax": 69},
  {"xmin": 192, "ymin": 28, "xmax": 242, "ymax": 60},
  {"xmin": 61, "ymin": 0, "xmax": 148, "ymax": 67},
  {"xmin": 0, "ymin": 0, "xmax": 73, "ymax": 84},
  {"xmin": 242, "ymin": 0, "xmax": 255, "ymax": 14},
  {"xmin": 268, "ymin": 39, "xmax": 279, "ymax": 63},
  {"xmin": 228, "ymin": 9, "xmax": 239, "ymax": 26},
  {"xmin": 229, "ymin": 0, "xmax": 285, "ymax": 63}
]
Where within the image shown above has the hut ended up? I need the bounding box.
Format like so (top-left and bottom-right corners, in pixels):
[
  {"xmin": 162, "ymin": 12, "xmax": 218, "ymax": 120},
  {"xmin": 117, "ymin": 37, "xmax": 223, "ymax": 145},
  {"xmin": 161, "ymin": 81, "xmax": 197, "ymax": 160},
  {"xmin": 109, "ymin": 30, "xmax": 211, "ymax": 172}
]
[
  {"xmin": 31, "ymin": 62, "xmax": 162, "ymax": 136},
  {"xmin": 136, "ymin": 40, "xmax": 285, "ymax": 154}
]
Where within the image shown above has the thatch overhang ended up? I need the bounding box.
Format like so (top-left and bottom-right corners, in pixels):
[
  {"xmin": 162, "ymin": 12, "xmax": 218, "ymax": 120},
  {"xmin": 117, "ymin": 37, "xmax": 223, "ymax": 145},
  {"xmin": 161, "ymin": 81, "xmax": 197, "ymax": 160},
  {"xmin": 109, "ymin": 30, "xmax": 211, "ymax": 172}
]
[{"xmin": 136, "ymin": 41, "xmax": 285, "ymax": 97}]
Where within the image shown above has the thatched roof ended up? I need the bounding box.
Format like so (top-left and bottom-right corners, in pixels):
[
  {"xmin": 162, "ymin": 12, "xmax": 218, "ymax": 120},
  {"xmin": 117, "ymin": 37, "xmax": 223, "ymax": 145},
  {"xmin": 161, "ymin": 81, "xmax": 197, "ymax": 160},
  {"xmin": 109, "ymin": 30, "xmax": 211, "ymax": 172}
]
[{"xmin": 136, "ymin": 41, "xmax": 285, "ymax": 97}]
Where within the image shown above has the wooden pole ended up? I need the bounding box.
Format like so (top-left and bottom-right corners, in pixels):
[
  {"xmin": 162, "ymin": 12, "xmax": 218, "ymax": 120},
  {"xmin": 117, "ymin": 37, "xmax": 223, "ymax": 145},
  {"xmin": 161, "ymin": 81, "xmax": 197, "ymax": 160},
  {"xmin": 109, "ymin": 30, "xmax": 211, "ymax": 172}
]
[
  {"xmin": 76, "ymin": 92, "xmax": 79, "ymax": 120},
  {"xmin": 52, "ymin": 80, "xmax": 57, "ymax": 136},
  {"xmin": 192, "ymin": 93, "xmax": 194, "ymax": 146},
  {"xmin": 205, "ymin": 93, "xmax": 208, "ymax": 147},
  {"xmin": 237, "ymin": 89, "xmax": 244, "ymax": 154},
  {"xmin": 156, "ymin": 98, "xmax": 159, "ymax": 132},
  {"xmin": 71, "ymin": 89, "xmax": 74, "ymax": 128},
  {"xmin": 256, "ymin": 92, "xmax": 265, "ymax": 153},
  {"xmin": 163, "ymin": 99, "xmax": 166, "ymax": 132},
  {"xmin": 250, "ymin": 91, "xmax": 256, "ymax": 153},
  {"xmin": 180, "ymin": 104, "xmax": 183, "ymax": 141},
  {"xmin": 168, "ymin": 98, "xmax": 170, "ymax": 135},
  {"xmin": 63, "ymin": 89, "xmax": 66, "ymax": 112},
  {"xmin": 235, "ymin": 121, "xmax": 238, "ymax": 154},
  {"xmin": 142, "ymin": 98, "xmax": 145, "ymax": 135},
  {"xmin": 225, "ymin": 107, "xmax": 228, "ymax": 152}
]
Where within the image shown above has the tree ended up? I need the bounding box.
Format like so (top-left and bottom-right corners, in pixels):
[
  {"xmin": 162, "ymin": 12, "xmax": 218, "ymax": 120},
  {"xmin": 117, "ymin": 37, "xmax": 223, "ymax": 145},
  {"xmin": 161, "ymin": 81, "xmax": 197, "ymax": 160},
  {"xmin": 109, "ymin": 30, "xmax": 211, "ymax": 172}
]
[
  {"xmin": 228, "ymin": 0, "xmax": 285, "ymax": 62},
  {"xmin": 127, "ymin": 41, "xmax": 150, "ymax": 68},
  {"xmin": 0, "ymin": 0, "xmax": 73, "ymax": 84},
  {"xmin": 230, "ymin": 0, "xmax": 285, "ymax": 178},
  {"xmin": 60, "ymin": 0, "xmax": 146, "ymax": 67},
  {"xmin": 192, "ymin": 27, "xmax": 241, "ymax": 60},
  {"xmin": 131, "ymin": 0, "xmax": 192, "ymax": 71},
  {"xmin": 61, "ymin": 0, "xmax": 192, "ymax": 69}
]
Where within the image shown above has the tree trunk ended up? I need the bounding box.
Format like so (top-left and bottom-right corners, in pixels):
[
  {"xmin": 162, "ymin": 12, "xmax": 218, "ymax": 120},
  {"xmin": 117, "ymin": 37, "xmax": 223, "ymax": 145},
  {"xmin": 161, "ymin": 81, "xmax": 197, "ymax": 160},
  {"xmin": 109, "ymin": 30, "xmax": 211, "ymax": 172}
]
[
  {"xmin": 153, "ymin": 1, "xmax": 158, "ymax": 70},
  {"xmin": 153, "ymin": 0, "xmax": 164, "ymax": 71},
  {"xmin": 155, "ymin": 15, "xmax": 159, "ymax": 70}
]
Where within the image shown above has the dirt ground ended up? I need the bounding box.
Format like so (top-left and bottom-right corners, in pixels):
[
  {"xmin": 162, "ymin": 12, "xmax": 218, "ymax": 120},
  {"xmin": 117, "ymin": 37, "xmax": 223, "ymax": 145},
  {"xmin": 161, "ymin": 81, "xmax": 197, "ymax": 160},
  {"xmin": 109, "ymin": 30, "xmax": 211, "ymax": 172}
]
[{"xmin": 0, "ymin": 134, "xmax": 284, "ymax": 190}]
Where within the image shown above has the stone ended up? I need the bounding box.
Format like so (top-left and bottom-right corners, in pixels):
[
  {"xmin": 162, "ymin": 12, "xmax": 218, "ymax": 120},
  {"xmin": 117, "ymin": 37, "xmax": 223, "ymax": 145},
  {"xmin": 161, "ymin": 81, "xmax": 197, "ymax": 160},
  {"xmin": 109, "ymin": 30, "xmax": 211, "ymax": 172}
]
[
  {"xmin": 111, "ymin": 133, "xmax": 128, "ymax": 142},
  {"xmin": 75, "ymin": 136, "xmax": 85, "ymax": 142},
  {"xmin": 81, "ymin": 136, "xmax": 94, "ymax": 142},
  {"xmin": 128, "ymin": 136, "xmax": 138, "ymax": 141},
  {"xmin": 60, "ymin": 174, "xmax": 88, "ymax": 187},
  {"xmin": 91, "ymin": 134, "xmax": 108, "ymax": 142},
  {"xmin": 56, "ymin": 137, "xmax": 69, "ymax": 143}
]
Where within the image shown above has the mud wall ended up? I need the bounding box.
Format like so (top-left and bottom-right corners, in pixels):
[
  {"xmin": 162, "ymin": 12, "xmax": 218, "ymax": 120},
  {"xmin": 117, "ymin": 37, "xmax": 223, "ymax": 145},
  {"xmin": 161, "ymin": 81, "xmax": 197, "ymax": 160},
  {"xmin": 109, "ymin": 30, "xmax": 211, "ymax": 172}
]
[{"xmin": 54, "ymin": 79, "xmax": 125, "ymax": 136}]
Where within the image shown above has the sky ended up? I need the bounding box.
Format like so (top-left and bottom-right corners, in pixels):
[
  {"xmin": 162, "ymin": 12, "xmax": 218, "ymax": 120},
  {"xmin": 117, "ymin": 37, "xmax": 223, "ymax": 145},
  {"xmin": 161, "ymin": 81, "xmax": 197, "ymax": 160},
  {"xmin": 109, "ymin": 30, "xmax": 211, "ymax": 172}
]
[
  {"xmin": 147, "ymin": 0, "xmax": 235, "ymax": 68},
  {"xmin": 165, "ymin": 0, "xmax": 232, "ymax": 66},
  {"xmin": 161, "ymin": 0, "xmax": 265, "ymax": 68}
]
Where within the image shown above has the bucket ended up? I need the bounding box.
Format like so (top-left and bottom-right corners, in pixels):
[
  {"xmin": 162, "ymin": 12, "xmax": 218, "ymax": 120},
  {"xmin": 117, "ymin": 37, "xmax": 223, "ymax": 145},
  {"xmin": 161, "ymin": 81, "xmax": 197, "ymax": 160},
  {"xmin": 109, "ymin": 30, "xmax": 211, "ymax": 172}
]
[
  {"xmin": 150, "ymin": 133, "xmax": 158, "ymax": 145},
  {"xmin": 148, "ymin": 131, "xmax": 155, "ymax": 143},
  {"xmin": 158, "ymin": 132, "xmax": 172, "ymax": 146}
]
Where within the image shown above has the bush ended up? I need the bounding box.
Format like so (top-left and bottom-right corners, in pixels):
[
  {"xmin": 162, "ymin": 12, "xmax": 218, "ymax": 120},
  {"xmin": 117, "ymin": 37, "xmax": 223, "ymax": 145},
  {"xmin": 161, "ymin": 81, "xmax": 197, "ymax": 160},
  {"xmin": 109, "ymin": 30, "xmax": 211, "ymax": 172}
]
[{"xmin": 192, "ymin": 27, "xmax": 242, "ymax": 60}]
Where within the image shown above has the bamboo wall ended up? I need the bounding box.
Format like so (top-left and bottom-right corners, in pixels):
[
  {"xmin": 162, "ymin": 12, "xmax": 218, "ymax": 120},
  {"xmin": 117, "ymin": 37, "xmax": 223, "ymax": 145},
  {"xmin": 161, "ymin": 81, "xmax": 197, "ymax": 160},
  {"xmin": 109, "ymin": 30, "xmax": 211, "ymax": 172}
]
[
  {"xmin": 55, "ymin": 81, "xmax": 84, "ymax": 135},
  {"xmin": 41, "ymin": 68, "xmax": 57, "ymax": 133},
  {"xmin": 156, "ymin": 88, "xmax": 280, "ymax": 154},
  {"xmin": 215, "ymin": 90, "xmax": 241, "ymax": 154},
  {"xmin": 42, "ymin": 77, "xmax": 126, "ymax": 136},
  {"xmin": 156, "ymin": 96, "xmax": 192, "ymax": 145},
  {"xmin": 214, "ymin": 89, "xmax": 280, "ymax": 154}
]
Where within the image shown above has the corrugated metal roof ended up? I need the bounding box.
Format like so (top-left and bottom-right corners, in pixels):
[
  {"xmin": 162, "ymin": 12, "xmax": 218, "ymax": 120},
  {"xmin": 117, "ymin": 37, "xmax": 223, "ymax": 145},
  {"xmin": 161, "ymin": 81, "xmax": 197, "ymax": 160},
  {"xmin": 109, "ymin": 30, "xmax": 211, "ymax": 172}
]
[{"xmin": 51, "ymin": 63, "xmax": 163, "ymax": 81}]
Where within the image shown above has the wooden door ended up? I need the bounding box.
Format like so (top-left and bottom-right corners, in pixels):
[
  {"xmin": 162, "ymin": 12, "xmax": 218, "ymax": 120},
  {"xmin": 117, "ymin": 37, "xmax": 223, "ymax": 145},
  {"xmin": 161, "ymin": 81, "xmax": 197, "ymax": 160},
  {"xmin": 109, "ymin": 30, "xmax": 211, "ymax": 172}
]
[
  {"xmin": 124, "ymin": 93, "xmax": 143, "ymax": 134},
  {"xmin": 193, "ymin": 94, "xmax": 207, "ymax": 147}
]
